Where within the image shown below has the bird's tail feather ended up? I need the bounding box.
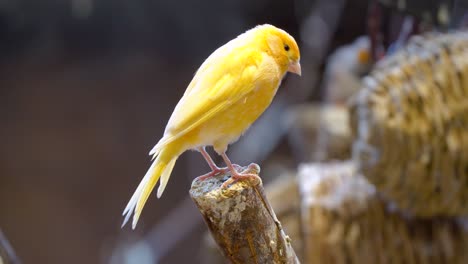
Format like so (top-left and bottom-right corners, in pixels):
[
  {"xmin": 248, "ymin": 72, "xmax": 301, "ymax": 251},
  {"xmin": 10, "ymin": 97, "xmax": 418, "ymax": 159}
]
[
  {"xmin": 122, "ymin": 149, "xmax": 178, "ymax": 229},
  {"xmin": 157, "ymin": 157, "xmax": 177, "ymax": 198}
]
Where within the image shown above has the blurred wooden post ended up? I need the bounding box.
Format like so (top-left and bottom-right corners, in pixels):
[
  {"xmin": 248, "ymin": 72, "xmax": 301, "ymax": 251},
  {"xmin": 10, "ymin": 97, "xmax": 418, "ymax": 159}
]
[{"xmin": 190, "ymin": 164, "xmax": 300, "ymax": 264}]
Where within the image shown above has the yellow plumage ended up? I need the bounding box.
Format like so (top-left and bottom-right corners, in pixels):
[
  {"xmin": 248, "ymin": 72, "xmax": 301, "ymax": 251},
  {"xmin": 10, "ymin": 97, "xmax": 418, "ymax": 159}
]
[{"xmin": 122, "ymin": 24, "xmax": 301, "ymax": 229}]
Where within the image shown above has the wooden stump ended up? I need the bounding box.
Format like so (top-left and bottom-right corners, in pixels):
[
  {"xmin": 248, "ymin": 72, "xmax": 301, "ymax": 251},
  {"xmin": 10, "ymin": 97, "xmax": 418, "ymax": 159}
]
[{"xmin": 190, "ymin": 164, "xmax": 299, "ymax": 264}]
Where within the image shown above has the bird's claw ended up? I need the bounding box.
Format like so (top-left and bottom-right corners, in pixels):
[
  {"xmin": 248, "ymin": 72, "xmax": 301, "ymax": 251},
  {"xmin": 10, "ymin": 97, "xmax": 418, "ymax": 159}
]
[
  {"xmin": 221, "ymin": 172, "xmax": 262, "ymax": 188},
  {"xmin": 195, "ymin": 167, "xmax": 229, "ymax": 181},
  {"xmin": 195, "ymin": 164, "xmax": 243, "ymax": 182}
]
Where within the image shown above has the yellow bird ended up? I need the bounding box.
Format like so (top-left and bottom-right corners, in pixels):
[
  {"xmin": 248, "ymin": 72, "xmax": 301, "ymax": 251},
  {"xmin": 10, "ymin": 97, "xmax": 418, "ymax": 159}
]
[{"xmin": 122, "ymin": 24, "xmax": 301, "ymax": 229}]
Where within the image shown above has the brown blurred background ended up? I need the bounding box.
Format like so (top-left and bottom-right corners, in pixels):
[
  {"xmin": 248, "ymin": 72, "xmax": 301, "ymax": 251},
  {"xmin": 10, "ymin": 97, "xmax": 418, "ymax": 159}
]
[{"xmin": 0, "ymin": 0, "xmax": 423, "ymax": 263}]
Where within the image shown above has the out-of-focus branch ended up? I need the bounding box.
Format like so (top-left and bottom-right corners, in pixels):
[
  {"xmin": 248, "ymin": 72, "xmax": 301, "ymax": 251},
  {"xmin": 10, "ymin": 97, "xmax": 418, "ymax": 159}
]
[{"xmin": 0, "ymin": 229, "xmax": 21, "ymax": 264}]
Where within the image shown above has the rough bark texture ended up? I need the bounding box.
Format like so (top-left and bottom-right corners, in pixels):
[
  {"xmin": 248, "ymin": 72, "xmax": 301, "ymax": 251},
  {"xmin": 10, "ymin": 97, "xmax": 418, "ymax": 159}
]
[
  {"xmin": 350, "ymin": 31, "xmax": 468, "ymax": 217},
  {"xmin": 299, "ymin": 161, "xmax": 468, "ymax": 264},
  {"xmin": 200, "ymin": 172, "xmax": 302, "ymax": 264},
  {"xmin": 263, "ymin": 173, "xmax": 302, "ymax": 259},
  {"xmin": 190, "ymin": 164, "xmax": 299, "ymax": 264}
]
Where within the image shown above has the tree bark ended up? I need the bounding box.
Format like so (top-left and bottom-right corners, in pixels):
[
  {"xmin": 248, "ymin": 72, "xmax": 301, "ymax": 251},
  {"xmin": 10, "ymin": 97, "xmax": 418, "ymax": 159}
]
[{"xmin": 190, "ymin": 164, "xmax": 299, "ymax": 264}]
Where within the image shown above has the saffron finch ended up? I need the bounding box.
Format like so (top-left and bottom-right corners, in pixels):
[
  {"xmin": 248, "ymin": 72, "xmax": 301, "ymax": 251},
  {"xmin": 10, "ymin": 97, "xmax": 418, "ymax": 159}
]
[{"xmin": 122, "ymin": 24, "xmax": 301, "ymax": 229}]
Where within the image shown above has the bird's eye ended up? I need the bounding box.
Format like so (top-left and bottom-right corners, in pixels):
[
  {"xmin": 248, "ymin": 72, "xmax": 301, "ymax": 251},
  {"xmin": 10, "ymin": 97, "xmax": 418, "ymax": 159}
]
[{"xmin": 284, "ymin": 44, "xmax": 290, "ymax": 51}]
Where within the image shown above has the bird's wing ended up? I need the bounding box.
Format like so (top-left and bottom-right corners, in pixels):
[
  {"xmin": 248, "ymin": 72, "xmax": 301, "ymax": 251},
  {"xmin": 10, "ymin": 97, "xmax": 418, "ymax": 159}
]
[{"xmin": 150, "ymin": 46, "xmax": 263, "ymax": 155}]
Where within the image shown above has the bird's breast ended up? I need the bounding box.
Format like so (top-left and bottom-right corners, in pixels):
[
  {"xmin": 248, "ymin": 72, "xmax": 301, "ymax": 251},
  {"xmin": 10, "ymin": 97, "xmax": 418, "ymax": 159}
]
[{"xmin": 196, "ymin": 72, "xmax": 282, "ymax": 146}]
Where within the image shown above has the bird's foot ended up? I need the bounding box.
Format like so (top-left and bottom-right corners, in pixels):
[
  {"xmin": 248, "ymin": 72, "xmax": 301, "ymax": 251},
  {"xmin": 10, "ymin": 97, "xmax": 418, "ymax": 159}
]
[
  {"xmin": 221, "ymin": 163, "xmax": 262, "ymax": 188},
  {"xmin": 232, "ymin": 164, "xmax": 243, "ymax": 171},
  {"xmin": 195, "ymin": 167, "xmax": 229, "ymax": 181},
  {"xmin": 221, "ymin": 173, "xmax": 261, "ymax": 188},
  {"xmin": 195, "ymin": 164, "xmax": 242, "ymax": 181}
]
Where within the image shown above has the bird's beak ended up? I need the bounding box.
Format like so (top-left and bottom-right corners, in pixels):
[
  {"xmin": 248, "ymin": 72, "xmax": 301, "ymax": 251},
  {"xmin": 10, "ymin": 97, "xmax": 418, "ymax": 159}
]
[{"xmin": 288, "ymin": 61, "xmax": 301, "ymax": 76}]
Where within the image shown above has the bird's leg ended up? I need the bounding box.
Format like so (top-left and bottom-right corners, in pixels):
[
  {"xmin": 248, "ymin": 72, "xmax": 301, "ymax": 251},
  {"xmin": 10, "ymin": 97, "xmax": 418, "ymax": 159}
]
[
  {"xmin": 199, "ymin": 146, "xmax": 221, "ymax": 171},
  {"xmin": 220, "ymin": 152, "xmax": 262, "ymax": 188},
  {"xmin": 195, "ymin": 147, "xmax": 240, "ymax": 181}
]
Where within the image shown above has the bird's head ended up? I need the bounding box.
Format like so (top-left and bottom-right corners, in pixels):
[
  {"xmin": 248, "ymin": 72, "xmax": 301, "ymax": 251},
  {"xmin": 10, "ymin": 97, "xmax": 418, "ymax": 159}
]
[{"xmin": 255, "ymin": 24, "xmax": 301, "ymax": 76}]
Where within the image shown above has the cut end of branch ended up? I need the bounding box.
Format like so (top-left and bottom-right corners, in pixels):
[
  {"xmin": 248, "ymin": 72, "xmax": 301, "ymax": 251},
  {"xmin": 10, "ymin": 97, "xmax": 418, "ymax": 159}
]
[
  {"xmin": 190, "ymin": 164, "xmax": 261, "ymax": 199},
  {"xmin": 189, "ymin": 164, "xmax": 299, "ymax": 264}
]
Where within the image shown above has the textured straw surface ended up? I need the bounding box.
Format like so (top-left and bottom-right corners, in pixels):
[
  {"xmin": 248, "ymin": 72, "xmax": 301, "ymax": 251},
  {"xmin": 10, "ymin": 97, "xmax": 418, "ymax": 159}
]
[
  {"xmin": 351, "ymin": 31, "xmax": 468, "ymax": 217},
  {"xmin": 299, "ymin": 162, "xmax": 468, "ymax": 264}
]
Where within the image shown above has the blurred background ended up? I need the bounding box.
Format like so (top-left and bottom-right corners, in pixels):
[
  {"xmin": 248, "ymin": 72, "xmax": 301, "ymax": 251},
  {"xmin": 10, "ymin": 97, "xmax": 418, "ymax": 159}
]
[{"xmin": 0, "ymin": 0, "xmax": 466, "ymax": 263}]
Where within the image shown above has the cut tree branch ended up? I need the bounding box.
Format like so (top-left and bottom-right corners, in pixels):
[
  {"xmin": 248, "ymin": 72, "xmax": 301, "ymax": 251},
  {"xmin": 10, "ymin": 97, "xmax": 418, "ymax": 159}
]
[{"xmin": 190, "ymin": 164, "xmax": 299, "ymax": 264}]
